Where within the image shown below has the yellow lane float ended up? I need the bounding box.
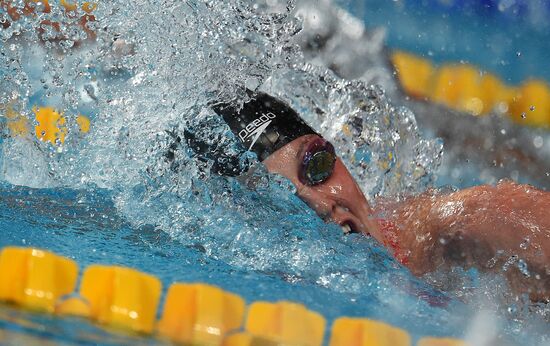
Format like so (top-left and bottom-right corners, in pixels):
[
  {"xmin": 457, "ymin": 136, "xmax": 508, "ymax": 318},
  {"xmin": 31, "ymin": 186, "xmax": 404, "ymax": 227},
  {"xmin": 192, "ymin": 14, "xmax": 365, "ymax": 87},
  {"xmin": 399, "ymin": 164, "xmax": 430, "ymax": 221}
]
[
  {"xmin": 242, "ymin": 301, "xmax": 326, "ymax": 346},
  {"xmin": 223, "ymin": 333, "xmax": 280, "ymax": 346},
  {"xmin": 329, "ymin": 317, "xmax": 411, "ymax": 346},
  {"xmin": 77, "ymin": 265, "xmax": 162, "ymax": 333},
  {"xmin": 55, "ymin": 294, "xmax": 92, "ymax": 317},
  {"xmin": 417, "ymin": 337, "xmax": 469, "ymax": 346},
  {"xmin": 0, "ymin": 246, "xmax": 473, "ymax": 345},
  {"xmin": 1, "ymin": 104, "xmax": 91, "ymax": 145},
  {"xmin": 0, "ymin": 247, "xmax": 78, "ymax": 312},
  {"xmin": 34, "ymin": 106, "xmax": 68, "ymax": 145},
  {"xmin": 391, "ymin": 50, "xmax": 550, "ymax": 128},
  {"xmin": 60, "ymin": 0, "xmax": 97, "ymax": 13},
  {"xmin": 3, "ymin": 103, "xmax": 30, "ymax": 137},
  {"xmin": 392, "ymin": 51, "xmax": 434, "ymax": 100},
  {"xmin": 76, "ymin": 114, "xmax": 91, "ymax": 134},
  {"xmin": 158, "ymin": 283, "xmax": 245, "ymax": 345},
  {"xmin": 509, "ymin": 80, "xmax": 550, "ymax": 127}
]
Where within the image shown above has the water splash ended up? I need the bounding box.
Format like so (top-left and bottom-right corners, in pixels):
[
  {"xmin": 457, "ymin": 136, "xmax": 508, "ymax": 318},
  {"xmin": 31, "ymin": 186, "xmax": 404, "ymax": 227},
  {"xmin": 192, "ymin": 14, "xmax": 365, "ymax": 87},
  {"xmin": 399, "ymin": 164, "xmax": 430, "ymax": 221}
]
[
  {"xmin": 0, "ymin": 0, "xmax": 443, "ymax": 307},
  {"xmin": 1, "ymin": 0, "xmax": 441, "ymax": 197}
]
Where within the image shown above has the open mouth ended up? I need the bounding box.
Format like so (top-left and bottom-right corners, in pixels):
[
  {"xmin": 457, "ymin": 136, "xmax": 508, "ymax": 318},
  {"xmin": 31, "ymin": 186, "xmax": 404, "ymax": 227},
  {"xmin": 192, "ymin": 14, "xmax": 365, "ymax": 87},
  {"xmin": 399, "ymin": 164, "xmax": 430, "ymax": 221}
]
[{"xmin": 340, "ymin": 220, "xmax": 359, "ymax": 235}]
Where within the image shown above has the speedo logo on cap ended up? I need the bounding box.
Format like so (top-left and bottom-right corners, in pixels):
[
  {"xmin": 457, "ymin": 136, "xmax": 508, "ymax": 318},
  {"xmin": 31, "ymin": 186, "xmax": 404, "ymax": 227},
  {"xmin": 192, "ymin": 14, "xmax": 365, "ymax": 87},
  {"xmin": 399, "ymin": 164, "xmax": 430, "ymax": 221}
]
[{"xmin": 238, "ymin": 112, "xmax": 276, "ymax": 150}]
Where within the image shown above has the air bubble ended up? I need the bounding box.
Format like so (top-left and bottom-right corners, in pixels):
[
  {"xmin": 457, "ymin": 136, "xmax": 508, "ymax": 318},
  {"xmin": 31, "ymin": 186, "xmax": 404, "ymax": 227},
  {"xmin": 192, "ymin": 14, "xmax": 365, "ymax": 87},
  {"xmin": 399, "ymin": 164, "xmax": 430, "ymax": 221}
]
[
  {"xmin": 533, "ymin": 136, "xmax": 543, "ymax": 149},
  {"xmin": 519, "ymin": 237, "xmax": 531, "ymax": 250}
]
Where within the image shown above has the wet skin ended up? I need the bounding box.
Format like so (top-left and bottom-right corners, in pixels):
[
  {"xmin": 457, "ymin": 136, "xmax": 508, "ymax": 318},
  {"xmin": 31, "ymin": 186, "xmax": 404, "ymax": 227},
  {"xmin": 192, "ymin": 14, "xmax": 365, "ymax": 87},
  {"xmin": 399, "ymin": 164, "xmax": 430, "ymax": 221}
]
[{"xmin": 265, "ymin": 134, "xmax": 550, "ymax": 301}]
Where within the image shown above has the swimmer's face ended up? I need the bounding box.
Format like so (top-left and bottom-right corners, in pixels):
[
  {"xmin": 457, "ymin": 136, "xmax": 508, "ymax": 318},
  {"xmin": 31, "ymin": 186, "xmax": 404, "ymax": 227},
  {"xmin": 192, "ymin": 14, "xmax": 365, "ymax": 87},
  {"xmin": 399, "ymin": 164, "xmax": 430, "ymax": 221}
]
[{"xmin": 264, "ymin": 134, "xmax": 380, "ymax": 237}]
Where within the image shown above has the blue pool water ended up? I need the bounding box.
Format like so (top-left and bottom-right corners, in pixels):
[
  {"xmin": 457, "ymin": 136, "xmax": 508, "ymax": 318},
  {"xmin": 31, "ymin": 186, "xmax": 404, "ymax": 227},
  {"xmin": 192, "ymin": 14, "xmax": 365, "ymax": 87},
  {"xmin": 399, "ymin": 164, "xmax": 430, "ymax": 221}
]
[
  {"xmin": 1, "ymin": 0, "xmax": 549, "ymax": 345},
  {"xmin": 349, "ymin": 0, "xmax": 550, "ymax": 84}
]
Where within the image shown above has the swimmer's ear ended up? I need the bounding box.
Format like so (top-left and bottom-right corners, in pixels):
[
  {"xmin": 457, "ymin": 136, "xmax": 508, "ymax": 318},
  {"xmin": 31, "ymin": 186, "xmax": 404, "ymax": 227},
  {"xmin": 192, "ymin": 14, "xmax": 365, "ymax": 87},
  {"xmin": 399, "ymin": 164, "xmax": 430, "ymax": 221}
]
[{"xmin": 235, "ymin": 163, "xmax": 268, "ymax": 190}]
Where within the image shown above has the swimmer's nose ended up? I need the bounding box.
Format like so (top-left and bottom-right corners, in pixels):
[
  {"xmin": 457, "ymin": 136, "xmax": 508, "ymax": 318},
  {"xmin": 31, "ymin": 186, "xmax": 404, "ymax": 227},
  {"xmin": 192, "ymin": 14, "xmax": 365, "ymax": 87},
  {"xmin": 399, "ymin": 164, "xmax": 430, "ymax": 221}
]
[
  {"xmin": 299, "ymin": 193, "xmax": 360, "ymax": 231},
  {"xmin": 312, "ymin": 199, "xmax": 338, "ymax": 222},
  {"xmin": 296, "ymin": 186, "xmax": 336, "ymax": 219}
]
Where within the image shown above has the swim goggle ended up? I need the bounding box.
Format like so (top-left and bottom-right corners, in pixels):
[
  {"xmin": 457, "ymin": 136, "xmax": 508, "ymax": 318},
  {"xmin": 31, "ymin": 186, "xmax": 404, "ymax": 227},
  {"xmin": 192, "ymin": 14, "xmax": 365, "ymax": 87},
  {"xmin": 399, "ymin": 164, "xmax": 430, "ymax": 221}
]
[{"xmin": 299, "ymin": 137, "xmax": 337, "ymax": 186}]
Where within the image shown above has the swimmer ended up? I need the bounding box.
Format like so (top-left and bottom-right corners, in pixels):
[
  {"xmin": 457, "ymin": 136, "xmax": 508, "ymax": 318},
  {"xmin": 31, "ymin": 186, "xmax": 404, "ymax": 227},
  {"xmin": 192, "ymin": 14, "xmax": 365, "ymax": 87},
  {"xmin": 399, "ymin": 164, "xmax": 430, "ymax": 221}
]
[{"xmin": 204, "ymin": 91, "xmax": 550, "ymax": 302}]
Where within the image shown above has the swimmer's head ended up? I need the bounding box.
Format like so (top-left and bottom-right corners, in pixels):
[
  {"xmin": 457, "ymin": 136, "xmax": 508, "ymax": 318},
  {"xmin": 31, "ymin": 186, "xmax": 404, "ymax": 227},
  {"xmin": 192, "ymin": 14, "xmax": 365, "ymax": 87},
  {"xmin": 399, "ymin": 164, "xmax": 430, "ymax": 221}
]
[
  {"xmin": 190, "ymin": 91, "xmax": 379, "ymax": 236},
  {"xmin": 212, "ymin": 92, "xmax": 318, "ymax": 162}
]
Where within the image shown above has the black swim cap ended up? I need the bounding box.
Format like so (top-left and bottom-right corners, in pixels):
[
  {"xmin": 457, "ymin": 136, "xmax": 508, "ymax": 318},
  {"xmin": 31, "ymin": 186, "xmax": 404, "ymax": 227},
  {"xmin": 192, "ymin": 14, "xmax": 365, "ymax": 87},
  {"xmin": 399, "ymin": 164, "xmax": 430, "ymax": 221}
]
[
  {"xmin": 183, "ymin": 92, "xmax": 318, "ymax": 177},
  {"xmin": 212, "ymin": 92, "xmax": 318, "ymax": 161}
]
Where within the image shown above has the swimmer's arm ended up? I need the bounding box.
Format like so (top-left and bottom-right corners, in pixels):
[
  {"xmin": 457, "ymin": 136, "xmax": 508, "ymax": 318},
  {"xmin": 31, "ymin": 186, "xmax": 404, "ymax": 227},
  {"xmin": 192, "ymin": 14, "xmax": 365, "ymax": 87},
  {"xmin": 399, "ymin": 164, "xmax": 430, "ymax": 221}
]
[{"xmin": 378, "ymin": 181, "xmax": 550, "ymax": 300}]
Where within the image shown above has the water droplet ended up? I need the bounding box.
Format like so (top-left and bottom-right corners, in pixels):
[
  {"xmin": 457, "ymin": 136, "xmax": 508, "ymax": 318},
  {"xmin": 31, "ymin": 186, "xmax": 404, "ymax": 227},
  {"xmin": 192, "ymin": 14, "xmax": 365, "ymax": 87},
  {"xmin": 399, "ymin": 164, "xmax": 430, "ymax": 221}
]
[
  {"xmin": 486, "ymin": 257, "xmax": 497, "ymax": 268},
  {"xmin": 516, "ymin": 259, "xmax": 531, "ymax": 278},
  {"xmin": 533, "ymin": 136, "xmax": 543, "ymax": 149},
  {"xmin": 519, "ymin": 237, "xmax": 531, "ymax": 250},
  {"xmin": 529, "ymin": 105, "xmax": 535, "ymax": 111}
]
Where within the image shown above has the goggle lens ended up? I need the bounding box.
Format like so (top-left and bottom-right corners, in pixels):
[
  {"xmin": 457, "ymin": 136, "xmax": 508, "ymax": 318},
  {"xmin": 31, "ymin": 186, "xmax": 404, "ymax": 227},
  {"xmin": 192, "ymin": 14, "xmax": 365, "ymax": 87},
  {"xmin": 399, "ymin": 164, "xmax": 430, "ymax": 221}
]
[{"xmin": 301, "ymin": 138, "xmax": 336, "ymax": 186}]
